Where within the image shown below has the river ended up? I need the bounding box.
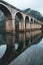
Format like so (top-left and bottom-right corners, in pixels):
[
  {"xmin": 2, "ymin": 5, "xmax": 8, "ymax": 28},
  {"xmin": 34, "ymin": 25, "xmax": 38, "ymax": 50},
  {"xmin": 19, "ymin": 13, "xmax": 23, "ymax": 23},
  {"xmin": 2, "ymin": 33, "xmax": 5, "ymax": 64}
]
[{"xmin": 0, "ymin": 30, "xmax": 43, "ymax": 65}]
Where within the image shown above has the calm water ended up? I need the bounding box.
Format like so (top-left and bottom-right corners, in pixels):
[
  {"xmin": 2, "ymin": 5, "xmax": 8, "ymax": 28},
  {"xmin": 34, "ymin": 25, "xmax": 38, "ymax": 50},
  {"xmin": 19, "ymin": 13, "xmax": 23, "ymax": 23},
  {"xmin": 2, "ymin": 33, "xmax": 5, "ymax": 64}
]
[
  {"xmin": 9, "ymin": 34, "xmax": 43, "ymax": 65},
  {"xmin": 0, "ymin": 30, "xmax": 43, "ymax": 65}
]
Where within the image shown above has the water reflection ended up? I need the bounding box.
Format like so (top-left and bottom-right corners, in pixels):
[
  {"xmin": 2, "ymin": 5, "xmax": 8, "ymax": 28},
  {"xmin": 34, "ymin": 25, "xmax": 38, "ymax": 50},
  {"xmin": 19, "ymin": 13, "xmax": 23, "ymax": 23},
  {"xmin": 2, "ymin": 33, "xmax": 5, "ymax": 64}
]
[
  {"xmin": 0, "ymin": 45, "xmax": 7, "ymax": 59},
  {"xmin": 25, "ymin": 38, "xmax": 43, "ymax": 65},
  {"xmin": 0, "ymin": 30, "xmax": 43, "ymax": 65},
  {"xmin": 9, "ymin": 34, "xmax": 43, "ymax": 65}
]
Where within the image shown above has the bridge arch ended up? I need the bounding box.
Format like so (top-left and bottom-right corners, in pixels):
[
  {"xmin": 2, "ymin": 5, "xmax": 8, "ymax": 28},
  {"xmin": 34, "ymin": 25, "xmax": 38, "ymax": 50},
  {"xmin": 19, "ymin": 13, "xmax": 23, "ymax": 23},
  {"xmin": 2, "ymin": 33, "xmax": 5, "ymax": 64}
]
[
  {"xmin": 0, "ymin": 4, "xmax": 12, "ymax": 32},
  {"xmin": 15, "ymin": 12, "xmax": 23, "ymax": 31},
  {"xmin": 31, "ymin": 18, "xmax": 33, "ymax": 23},
  {"xmin": 30, "ymin": 18, "xmax": 33, "ymax": 30},
  {"xmin": 25, "ymin": 16, "xmax": 29, "ymax": 30}
]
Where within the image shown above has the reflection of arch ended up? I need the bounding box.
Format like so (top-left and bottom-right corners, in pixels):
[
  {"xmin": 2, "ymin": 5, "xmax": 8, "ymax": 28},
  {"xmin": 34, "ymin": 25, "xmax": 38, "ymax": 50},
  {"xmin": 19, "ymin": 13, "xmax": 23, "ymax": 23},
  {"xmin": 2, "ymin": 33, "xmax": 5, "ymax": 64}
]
[
  {"xmin": 0, "ymin": 44, "xmax": 13, "ymax": 65},
  {"xmin": 0, "ymin": 4, "xmax": 12, "ymax": 32},
  {"xmin": 15, "ymin": 41, "xmax": 23, "ymax": 52},
  {"xmin": 15, "ymin": 12, "xmax": 23, "ymax": 43},
  {"xmin": 25, "ymin": 16, "xmax": 29, "ymax": 30},
  {"xmin": 25, "ymin": 38, "xmax": 29, "ymax": 47},
  {"xmin": 25, "ymin": 32, "xmax": 30, "ymax": 44},
  {"xmin": 0, "ymin": 44, "xmax": 7, "ymax": 59},
  {"xmin": 30, "ymin": 36, "xmax": 33, "ymax": 43}
]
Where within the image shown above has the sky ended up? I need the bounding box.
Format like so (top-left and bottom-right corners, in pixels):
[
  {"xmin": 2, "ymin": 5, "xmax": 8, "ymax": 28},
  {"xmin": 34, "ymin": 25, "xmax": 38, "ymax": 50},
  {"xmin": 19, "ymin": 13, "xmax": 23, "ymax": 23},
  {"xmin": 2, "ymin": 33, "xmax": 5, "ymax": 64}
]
[{"xmin": 4, "ymin": 0, "xmax": 43, "ymax": 15}]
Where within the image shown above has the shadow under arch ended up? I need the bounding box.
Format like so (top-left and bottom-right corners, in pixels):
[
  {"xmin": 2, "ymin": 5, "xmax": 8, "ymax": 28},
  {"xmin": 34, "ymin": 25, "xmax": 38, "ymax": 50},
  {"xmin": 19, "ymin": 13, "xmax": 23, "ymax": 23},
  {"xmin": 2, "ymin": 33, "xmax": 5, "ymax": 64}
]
[
  {"xmin": 25, "ymin": 16, "xmax": 29, "ymax": 30},
  {"xmin": 15, "ymin": 12, "xmax": 24, "ymax": 52},
  {"xmin": 31, "ymin": 18, "xmax": 33, "ymax": 23},
  {"xmin": 30, "ymin": 18, "xmax": 34, "ymax": 30},
  {"xmin": 15, "ymin": 12, "xmax": 23, "ymax": 31}
]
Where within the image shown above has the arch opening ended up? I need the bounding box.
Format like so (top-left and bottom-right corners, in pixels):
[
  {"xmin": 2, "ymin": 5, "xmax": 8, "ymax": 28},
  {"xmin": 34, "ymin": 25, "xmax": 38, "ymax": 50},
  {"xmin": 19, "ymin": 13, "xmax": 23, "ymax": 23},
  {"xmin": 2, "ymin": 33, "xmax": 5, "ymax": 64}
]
[
  {"xmin": 15, "ymin": 12, "xmax": 23, "ymax": 31},
  {"xmin": 34, "ymin": 20, "xmax": 36, "ymax": 30},
  {"xmin": 25, "ymin": 16, "xmax": 29, "ymax": 30},
  {"xmin": 0, "ymin": 4, "xmax": 12, "ymax": 32},
  {"xmin": 31, "ymin": 18, "xmax": 33, "ymax": 24},
  {"xmin": 15, "ymin": 12, "xmax": 24, "ymax": 51},
  {"xmin": 0, "ymin": 10, "xmax": 6, "ymax": 43},
  {"xmin": 30, "ymin": 18, "xmax": 34, "ymax": 30}
]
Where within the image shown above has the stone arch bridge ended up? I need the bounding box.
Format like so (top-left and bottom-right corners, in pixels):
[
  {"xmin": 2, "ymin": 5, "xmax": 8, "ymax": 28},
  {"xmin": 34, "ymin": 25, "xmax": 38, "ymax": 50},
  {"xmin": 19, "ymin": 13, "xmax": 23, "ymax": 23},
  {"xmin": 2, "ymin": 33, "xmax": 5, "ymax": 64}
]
[
  {"xmin": 0, "ymin": 1, "xmax": 43, "ymax": 64},
  {"xmin": 0, "ymin": 0, "xmax": 43, "ymax": 33}
]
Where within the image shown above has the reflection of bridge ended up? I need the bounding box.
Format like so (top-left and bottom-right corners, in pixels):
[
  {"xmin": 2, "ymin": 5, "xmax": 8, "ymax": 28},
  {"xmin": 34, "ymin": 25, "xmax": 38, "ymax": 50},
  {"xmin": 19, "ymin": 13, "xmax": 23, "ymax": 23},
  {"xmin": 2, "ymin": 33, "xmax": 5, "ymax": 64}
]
[
  {"xmin": 0, "ymin": 0, "xmax": 43, "ymax": 65},
  {"xmin": 0, "ymin": 30, "xmax": 43, "ymax": 65}
]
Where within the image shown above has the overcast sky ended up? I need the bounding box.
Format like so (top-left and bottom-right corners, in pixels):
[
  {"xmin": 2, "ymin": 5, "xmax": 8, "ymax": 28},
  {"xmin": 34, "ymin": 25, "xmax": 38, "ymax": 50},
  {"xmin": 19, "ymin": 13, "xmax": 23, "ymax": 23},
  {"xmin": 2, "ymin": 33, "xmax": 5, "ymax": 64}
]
[{"xmin": 4, "ymin": 0, "xmax": 43, "ymax": 15}]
